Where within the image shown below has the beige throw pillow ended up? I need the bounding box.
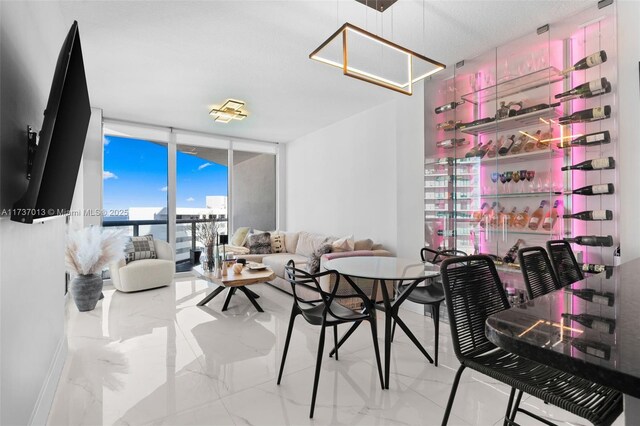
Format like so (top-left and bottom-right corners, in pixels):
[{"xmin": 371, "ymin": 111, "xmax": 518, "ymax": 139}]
[
  {"xmin": 230, "ymin": 227, "xmax": 250, "ymax": 246},
  {"xmin": 354, "ymin": 238, "xmax": 374, "ymax": 251},
  {"xmin": 271, "ymin": 233, "xmax": 284, "ymax": 253},
  {"xmin": 332, "ymin": 235, "xmax": 355, "ymax": 252},
  {"xmin": 295, "ymin": 232, "xmax": 330, "ymax": 258}
]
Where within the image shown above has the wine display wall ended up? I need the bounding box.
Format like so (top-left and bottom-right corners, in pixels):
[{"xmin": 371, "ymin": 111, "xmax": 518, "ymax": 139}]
[{"xmin": 424, "ymin": 2, "xmax": 618, "ymax": 290}]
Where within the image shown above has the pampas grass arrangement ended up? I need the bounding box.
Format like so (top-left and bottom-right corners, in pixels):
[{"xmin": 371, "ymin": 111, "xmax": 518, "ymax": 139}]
[{"xmin": 65, "ymin": 226, "xmax": 127, "ymax": 276}]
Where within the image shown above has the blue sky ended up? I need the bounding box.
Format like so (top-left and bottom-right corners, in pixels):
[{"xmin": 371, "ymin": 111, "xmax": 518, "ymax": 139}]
[{"xmin": 103, "ymin": 136, "xmax": 228, "ymax": 214}]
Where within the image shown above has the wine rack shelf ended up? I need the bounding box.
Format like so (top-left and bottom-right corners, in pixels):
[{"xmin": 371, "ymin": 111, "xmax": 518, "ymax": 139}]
[
  {"xmin": 459, "ymin": 106, "xmax": 563, "ymax": 136},
  {"xmin": 478, "ymin": 228, "xmax": 564, "ymax": 237},
  {"xmin": 461, "ymin": 67, "xmax": 565, "ymax": 105},
  {"xmin": 479, "ymin": 148, "xmax": 562, "ymax": 164},
  {"xmin": 479, "ymin": 191, "xmax": 562, "ymax": 199}
]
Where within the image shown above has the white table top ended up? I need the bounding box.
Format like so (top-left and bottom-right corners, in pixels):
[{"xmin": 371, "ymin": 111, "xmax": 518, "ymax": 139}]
[{"xmin": 324, "ymin": 256, "xmax": 440, "ymax": 281}]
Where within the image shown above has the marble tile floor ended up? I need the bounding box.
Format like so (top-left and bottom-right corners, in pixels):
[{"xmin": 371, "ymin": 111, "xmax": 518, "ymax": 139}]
[{"xmin": 48, "ymin": 277, "xmax": 624, "ymax": 426}]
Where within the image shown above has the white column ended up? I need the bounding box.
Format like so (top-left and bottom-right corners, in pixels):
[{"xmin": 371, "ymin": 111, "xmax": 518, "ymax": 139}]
[{"xmin": 168, "ymin": 130, "xmax": 177, "ymax": 254}]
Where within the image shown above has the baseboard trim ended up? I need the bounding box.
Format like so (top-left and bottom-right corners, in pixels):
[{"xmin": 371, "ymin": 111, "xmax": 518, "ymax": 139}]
[{"xmin": 29, "ymin": 336, "xmax": 67, "ymax": 425}]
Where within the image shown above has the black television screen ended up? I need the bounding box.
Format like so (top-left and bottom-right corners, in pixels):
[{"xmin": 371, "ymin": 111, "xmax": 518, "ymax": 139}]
[{"xmin": 11, "ymin": 21, "xmax": 90, "ymax": 223}]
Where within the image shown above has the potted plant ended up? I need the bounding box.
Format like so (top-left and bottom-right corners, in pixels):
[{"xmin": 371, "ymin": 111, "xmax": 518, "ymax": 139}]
[{"xmin": 65, "ymin": 226, "xmax": 126, "ymax": 311}]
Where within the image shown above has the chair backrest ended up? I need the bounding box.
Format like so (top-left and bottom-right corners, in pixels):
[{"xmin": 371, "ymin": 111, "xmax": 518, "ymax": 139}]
[
  {"xmin": 440, "ymin": 255, "xmax": 509, "ymax": 360},
  {"xmin": 518, "ymin": 246, "xmax": 562, "ymax": 300},
  {"xmin": 436, "ymin": 249, "xmax": 468, "ymax": 263},
  {"xmin": 284, "ymin": 260, "xmax": 368, "ymax": 321},
  {"xmin": 420, "ymin": 248, "xmax": 440, "ymax": 263},
  {"xmin": 546, "ymin": 240, "xmax": 584, "ymax": 287}
]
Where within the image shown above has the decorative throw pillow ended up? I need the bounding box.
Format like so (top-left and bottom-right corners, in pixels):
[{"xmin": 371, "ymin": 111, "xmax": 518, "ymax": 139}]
[
  {"xmin": 308, "ymin": 243, "xmax": 332, "ymax": 274},
  {"xmin": 248, "ymin": 232, "xmax": 272, "ymax": 254},
  {"xmin": 230, "ymin": 227, "xmax": 250, "ymax": 246},
  {"xmin": 244, "ymin": 229, "xmax": 266, "ymax": 248},
  {"xmin": 331, "ymin": 235, "xmax": 355, "ymax": 252},
  {"xmin": 125, "ymin": 235, "xmax": 157, "ymax": 263},
  {"xmin": 271, "ymin": 233, "xmax": 285, "ymax": 253},
  {"xmin": 354, "ymin": 238, "xmax": 374, "ymax": 251}
]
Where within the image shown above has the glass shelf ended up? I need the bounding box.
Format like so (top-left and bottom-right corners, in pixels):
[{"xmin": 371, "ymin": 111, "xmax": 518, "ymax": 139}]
[
  {"xmin": 479, "ymin": 228, "xmax": 564, "ymax": 236},
  {"xmin": 459, "ymin": 106, "xmax": 562, "ymax": 136},
  {"xmin": 479, "ymin": 191, "xmax": 562, "ymax": 198},
  {"xmin": 460, "ymin": 66, "xmax": 565, "ymax": 105},
  {"xmin": 479, "ymin": 148, "xmax": 562, "ymax": 164}
]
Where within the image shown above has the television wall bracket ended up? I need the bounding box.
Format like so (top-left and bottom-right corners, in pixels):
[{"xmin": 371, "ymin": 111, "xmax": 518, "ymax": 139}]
[{"xmin": 26, "ymin": 125, "xmax": 38, "ymax": 180}]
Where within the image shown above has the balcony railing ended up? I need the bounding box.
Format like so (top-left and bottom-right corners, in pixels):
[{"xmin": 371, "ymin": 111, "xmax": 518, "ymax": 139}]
[{"xmin": 103, "ymin": 218, "xmax": 228, "ymax": 266}]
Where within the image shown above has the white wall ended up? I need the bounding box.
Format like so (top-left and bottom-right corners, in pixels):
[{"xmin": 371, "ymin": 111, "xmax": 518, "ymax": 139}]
[
  {"xmin": 286, "ymin": 102, "xmax": 399, "ymax": 251},
  {"xmin": 0, "ymin": 2, "xmax": 73, "ymax": 424},
  {"xmin": 286, "ymin": 92, "xmax": 425, "ymax": 256},
  {"xmin": 617, "ymin": 0, "xmax": 640, "ymax": 263}
]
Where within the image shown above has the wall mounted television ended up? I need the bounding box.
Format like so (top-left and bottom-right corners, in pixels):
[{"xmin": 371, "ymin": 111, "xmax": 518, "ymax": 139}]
[{"xmin": 11, "ymin": 21, "xmax": 90, "ymax": 224}]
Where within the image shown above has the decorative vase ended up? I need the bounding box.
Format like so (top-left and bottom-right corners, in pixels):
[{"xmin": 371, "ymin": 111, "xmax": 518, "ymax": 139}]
[{"xmin": 71, "ymin": 274, "xmax": 103, "ymax": 312}]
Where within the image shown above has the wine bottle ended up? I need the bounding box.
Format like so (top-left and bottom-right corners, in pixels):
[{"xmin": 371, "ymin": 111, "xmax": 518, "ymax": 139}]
[
  {"xmin": 513, "ymin": 207, "xmax": 530, "ymax": 229},
  {"xmin": 563, "ymin": 209, "xmax": 613, "ymax": 221},
  {"xmin": 555, "ymin": 77, "xmax": 608, "ymax": 99},
  {"xmin": 435, "ymin": 100, "xmax": 465, "ymax": 114},
  {"xmin": 536, "ymin": 129, "xmax": 553, "ymax": 149},
  {"xmin": 614, "ymin": 246, "xmax": 621, "ymax": 267},
  {"xmin": 472, "ymin": 202, "xmax": 489, "ymax": 222},
  {"xmin": 579, "ymin": 263, "xmax": 611, "ymax": 274},
  {"xmin": 503, "ymin": 239, "xmax": 525, "ymax": 264},
  {"xmin": 562, "ymin": 313, "xmax": 615, "ymax": 334},
  {"xmin": 490, "ymin": 205, "xmax": 505, "ymax": 228},
  {"xmin": 564, "ymin": 235, "xmax": 614, "ymax": 247},
  {"xmin": 570, "ymin": 338, "xmax": 611, "ymax": 360},
  {"xmin": 465, "ymin": 142, "xmax": 483, "ymax": 158},
  {"xmin": 566, "ymin": 287, "xmax": 614, "ymax": 306},
  {"xmin": 523, "ymin": 130, "xmax": 542, "ymax": 152},
  {"xmin": 479, "ymin": 202, "xmax": 498, "ymax": 229},
  {"xmin": 476, "ymin": 139, "xmax": 493, "ymax": 158},
  {"xmin": 542, "ymin": 200, "xmax": 561, "ymax": 231},
  {"xmin": 561, "ymin": 50, "xmax": 608, "ymax": 75},
  {"xmin": 458, "ymin": 117, "xmax": 495, "ymax": 129},
  {"xmin": 582, "ymin": 81, "xmax": 612, "ymax": 99},
  {"xmin": 436, "ymin": 120, "xmax": 461, "ymax": 131},
  {"xmin": 558, "ymin": 131, "xmax": 611, "ymax": 149},
  {"xmin": 486, "ymin": 136, "xmax": 504, "ymax": 158},
  {"xmin": 561, "ymin": 157, "xmax": 615, "ymax": 171},
  {"xmin": 498, "ymin": 135, "xmax": 516, "ymax": 156},
  {"xmin": 437, "ymin": 230, "xmax": 455, "ymax": 237},
  {"xmin": 510, "ymin": 134, "xmax": 528, "ymax": 154},
  {"xmin": 436, "ymin": 138, "xmax": 468, "ymax": 149},
  {"xmin": 558, "ymin": 105, "xmax": 611, "ymax": 124},
  {"xmin": 498, "ymin": 206, "xmax": 510, "ymax": 228},
  {"xmin": 507, "ymin": 206, "xmax": 518, "ymax": 227},
  {"xmin": 569, "ymin": 183, "xmax": 615, "ymax": 196},
  {"xmin": 528, "ymin": 200, "xmax": 548, "ymax": 230}
]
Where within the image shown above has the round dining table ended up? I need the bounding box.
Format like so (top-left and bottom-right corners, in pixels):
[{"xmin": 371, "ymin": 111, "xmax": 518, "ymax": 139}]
[{"xmin": 324, "ymin": 256, "xmax": 440, "ymax": 389}]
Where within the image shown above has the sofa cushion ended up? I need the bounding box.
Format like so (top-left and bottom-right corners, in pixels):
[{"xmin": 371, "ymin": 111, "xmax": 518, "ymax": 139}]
[
  {"xmin": 270, "ymin": 232, "xmax": 285, "ymax": 253},
  {"xmin": 262, "ymin": 253, "xmax": 308, "ymax": 278},
  {"xmin": 308, "ymin": 243, "xmax": 332, "ymax": 274},
  {"xmin": 354, "ymin": 238, "xmax": 374, "ymax": 251},
  {"xmin": 283, "ymin": 231, "xmax": 300, "ymax": 254},
  {"xmin": 230, "ymin": 227, "xmax": 250, "ymax": 246},
  {"xmin": 323, "ymin": 250, "xmax": 376, "ymax": 261},
  {"xmin": 331, "ymin": 235, "xmax": 355, "ymax": 252},
  {"xmin": 243, "ymin": 229, "xmax": 266, "ymax": 248},
  {"xmin": 295, "ymin": 231, "xmax": 332, "ymax": 258},
  {"xmin": 248, "ymin": 232, "xmax": 272, "ymax": 254},
  {"xmin": 125, "ymin": 235, "xmax": 157, "ymax": 263}
]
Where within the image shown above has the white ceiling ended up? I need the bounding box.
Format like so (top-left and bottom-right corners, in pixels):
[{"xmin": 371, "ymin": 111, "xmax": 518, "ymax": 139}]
[{"xmin": 57, "ymin": 0, "xmax": 592, "ymax": 143}]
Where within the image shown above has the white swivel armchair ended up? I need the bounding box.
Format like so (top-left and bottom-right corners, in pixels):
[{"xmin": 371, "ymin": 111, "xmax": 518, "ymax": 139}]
[{"xmin": 109, "ymin": 240, "xmax": 175, "ymax": 292}]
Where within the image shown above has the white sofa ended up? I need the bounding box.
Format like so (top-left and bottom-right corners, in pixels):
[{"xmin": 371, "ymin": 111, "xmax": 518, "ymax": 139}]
[
  {"xmin": 109, "ymin": 239, "xmax": 175, "ymax": 293},
  {"xmin": 235, "ymin": 231, "xmax": 392, "ymax": 308}
]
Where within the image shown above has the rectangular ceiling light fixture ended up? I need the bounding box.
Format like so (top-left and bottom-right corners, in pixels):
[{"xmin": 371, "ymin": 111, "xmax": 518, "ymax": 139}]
[
  {"xmin": 209, "ymin": 99, "xmax": 248, "ymax": 123},
  {"xmin": 310, "ymin": 22, "xmax": 445, "ymax": 95}
]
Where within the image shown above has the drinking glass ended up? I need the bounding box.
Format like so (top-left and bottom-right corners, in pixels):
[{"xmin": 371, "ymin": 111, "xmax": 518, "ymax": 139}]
[
  {"xmin": 499, "ymin": 173, "xmax": 507, "ymax": 193},
  {"xmin": 526, "ymin": 170, "xmax": 535, "ymax": 191},
  {"xmin": 505, "ymin": 171, "xmax": 513, "ymax": 193},
  {"xmin": 491, "ymin": 172, "xmax": 500, "ymax": 195},
  {"xmin": 511, "ymin": 170, "xmax": 521, "ymax": 193}
]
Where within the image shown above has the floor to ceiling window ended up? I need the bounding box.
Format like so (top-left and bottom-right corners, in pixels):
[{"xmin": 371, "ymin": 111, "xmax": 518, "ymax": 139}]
[
  {"xmin": 101, "ymin": 120, "xmax": 279, "ymax": 270},
  {"xmin": 103, "ymin": 135, "xmax": 168, "ymax": 241}
]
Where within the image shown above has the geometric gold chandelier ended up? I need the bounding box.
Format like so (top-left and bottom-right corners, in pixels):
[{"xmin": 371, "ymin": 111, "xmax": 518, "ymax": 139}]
[
  {"xmin": 309, "ymin": 22, "xmax": 445, "ymax": 95},
  {"xmin": 209, "ymin": 99, "xmax": 248, "ymax": 123}
]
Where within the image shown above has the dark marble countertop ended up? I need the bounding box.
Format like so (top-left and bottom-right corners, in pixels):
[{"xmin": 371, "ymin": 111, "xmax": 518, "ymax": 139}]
[{"xmin": 486, "ymin": 257, "xmax": 640, "ymax": 398}]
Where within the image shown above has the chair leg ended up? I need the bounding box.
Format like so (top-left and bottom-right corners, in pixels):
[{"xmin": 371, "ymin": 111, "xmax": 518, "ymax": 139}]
[
  {"xmin": 277, "ymin": 306, "xmax": 298, "ymax": 385},
  {"xmin": 333, "ymin": 325, "xmax": 339, "ymax": 361},
  {"xmin": 310, "ymin": 322, "xmax": 326, "ymax": 418},
  {"xmin": 431, "ymin": 303, "xmax": 440, "ymax": 367},
  {"xmin": 503, "ymin": 388, "xmax": 516, "ymax": 426},
  {"xmin": 390, "ymin": 318, "xmax": 397, "ymax": 342},
  {"xmin": 441, "ymin": 365, "xmax": 466, "ymax": 426},
  {"xmin": 369, "ymin": 318, "xmax": 384, "ymax": 389},
  {"xmin": 509, "ymin": 390, "xmax": 524, "ymax": 424}
]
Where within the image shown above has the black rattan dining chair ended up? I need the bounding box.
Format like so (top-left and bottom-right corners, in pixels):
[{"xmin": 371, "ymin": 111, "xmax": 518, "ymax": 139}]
[
  {"xmin": 440, "ymin": 255, "xmax": 622, "ymax": 426},
  {"xmin": 518, "ymin": 246, "xmax": 562, "ymax": 300},
  {"xmin": 547, "ymin": 240, "xmax": 584, "ymax": 287},
  {"xmin": 391, "ymin": 248, "xmax": 467, "ymax": 366},
  {"xmin": 278, "ymin": 260, "xmax": 384, "ymax": 418}
]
